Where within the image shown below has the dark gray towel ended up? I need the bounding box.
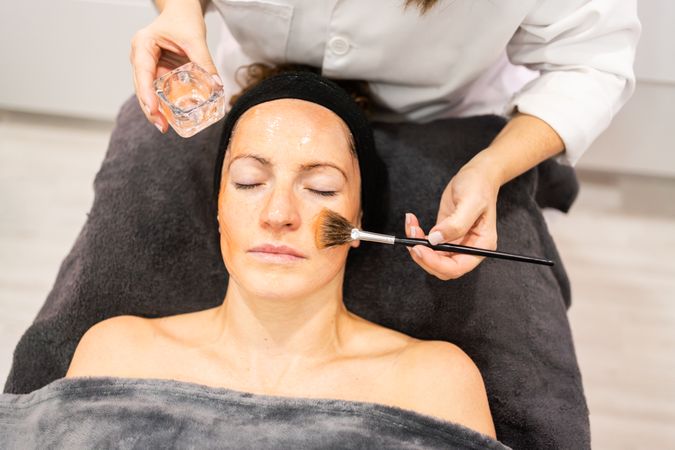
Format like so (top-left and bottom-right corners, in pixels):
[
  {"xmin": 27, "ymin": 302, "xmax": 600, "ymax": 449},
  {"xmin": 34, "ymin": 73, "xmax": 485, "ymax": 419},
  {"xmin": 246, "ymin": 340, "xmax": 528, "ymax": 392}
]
[
  {"xmin": 0, "ymin": 377, "xmax": 509, "ymax": 449},
  {"xmin": 4, "ymin": 96, "xmax": 589, "ymax": 449}
]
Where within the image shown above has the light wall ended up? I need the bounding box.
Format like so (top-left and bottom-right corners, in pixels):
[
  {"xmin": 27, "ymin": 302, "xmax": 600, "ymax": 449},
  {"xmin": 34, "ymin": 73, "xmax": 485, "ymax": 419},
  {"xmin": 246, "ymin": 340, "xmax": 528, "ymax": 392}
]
[
  {"xmin": 0, "ymin": 0, "xmax": 223, "ymax": 119},
  {"xmin": 577, "ymin": 1, "xmax": 675, "ymax": 177}
]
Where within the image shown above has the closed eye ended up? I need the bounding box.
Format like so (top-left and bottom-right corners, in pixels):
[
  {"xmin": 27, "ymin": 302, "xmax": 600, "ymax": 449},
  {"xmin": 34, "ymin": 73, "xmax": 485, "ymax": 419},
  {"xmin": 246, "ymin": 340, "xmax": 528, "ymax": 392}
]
[
  {"xmin": 234, "ymin": 183, "xmax": 263, "ymax": 190},
  {"xmin": 307, "ymin": 189, "xmax": 337, "ymax": 197}
]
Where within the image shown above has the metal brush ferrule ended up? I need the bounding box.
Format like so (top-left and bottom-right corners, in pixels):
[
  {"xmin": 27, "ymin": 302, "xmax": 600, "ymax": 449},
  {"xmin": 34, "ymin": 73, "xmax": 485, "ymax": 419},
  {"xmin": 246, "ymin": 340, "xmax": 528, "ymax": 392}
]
[{"xmin": 351, "ymin": 229, "xmax": 395, "ymax": 245}]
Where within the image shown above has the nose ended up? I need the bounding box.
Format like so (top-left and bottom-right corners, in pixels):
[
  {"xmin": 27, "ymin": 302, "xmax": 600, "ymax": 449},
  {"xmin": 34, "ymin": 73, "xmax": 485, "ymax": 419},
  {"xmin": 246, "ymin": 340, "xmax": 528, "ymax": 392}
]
[{"xmin": 260, "ymin": 184, "xmax": 301, "ymax": 232}]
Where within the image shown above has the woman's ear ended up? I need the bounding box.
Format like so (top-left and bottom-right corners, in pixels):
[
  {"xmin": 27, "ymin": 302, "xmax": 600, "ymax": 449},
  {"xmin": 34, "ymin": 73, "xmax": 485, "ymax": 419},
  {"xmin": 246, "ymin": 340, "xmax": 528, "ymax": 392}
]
[{"xmin": 349, "ymin": 210, "xmax": 363, "ymax": 249}]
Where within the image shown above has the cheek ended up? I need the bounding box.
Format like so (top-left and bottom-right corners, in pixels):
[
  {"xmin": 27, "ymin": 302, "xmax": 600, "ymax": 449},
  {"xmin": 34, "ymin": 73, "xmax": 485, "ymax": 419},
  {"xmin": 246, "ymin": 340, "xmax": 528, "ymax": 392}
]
[
  {"xmin": 319, "ymin": 245, "xmax": 350, "ymax": 269},
  {"xmin": 344, "ymin": 189, "xmax": 362, "ymax": 229},
  {"xmin": 308, "ymin": 239, "xmax": 349, "ymax": 288},
  {"xmin": 218, "ymin": 194, "xmax": 258, "ymax": 262}
]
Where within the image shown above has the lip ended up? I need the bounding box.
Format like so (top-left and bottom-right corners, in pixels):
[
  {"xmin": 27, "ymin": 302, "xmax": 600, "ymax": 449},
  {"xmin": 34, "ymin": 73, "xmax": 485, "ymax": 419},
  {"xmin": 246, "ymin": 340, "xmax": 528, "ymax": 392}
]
[{"xmin": 247, "ymin": 244, "xmax": 307, "ymax": 262}]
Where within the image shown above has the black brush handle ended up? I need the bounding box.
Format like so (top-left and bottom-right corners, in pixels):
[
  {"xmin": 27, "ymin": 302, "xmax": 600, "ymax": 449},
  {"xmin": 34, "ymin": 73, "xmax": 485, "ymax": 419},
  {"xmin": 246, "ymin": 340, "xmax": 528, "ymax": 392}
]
[{"xmin": 395, "ymin": 237, "xmax": 554, "ymax": 266}]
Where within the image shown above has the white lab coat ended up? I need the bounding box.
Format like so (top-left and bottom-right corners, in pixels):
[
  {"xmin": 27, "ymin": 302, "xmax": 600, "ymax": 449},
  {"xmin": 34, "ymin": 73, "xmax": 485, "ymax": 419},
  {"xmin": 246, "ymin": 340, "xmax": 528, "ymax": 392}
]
[{"xmin": 211, "ymin": 0, "xmax": 640, "ymax": 166}]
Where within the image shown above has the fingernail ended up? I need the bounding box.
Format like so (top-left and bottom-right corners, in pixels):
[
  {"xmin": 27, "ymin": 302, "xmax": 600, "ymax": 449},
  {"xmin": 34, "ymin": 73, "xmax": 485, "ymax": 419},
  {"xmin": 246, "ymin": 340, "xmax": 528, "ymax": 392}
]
[
  {"xmin": 154, "ymin": 122, "xmax": 164, "ymax": 133},
  {"xmin": 428, "ymin": 231, "xmax": 444, "ymax": 245},
  {"xmin": 212, "ymin": 74, "xmax": 223, "ymax": 86},
  {"xmin": 412, "ymin": 247, "xmax": 422, "ymax": 258},
  {"xmin": 405, "ymin": 213, "xmax": 412, "ymax": 226}
]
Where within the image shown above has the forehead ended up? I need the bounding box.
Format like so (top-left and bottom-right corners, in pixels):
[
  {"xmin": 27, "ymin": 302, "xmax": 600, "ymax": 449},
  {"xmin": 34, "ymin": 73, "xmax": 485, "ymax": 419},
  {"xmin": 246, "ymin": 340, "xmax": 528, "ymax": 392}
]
[{"xmin": 228, "ymin": 99, "xmax": 354, "ymax": 163}]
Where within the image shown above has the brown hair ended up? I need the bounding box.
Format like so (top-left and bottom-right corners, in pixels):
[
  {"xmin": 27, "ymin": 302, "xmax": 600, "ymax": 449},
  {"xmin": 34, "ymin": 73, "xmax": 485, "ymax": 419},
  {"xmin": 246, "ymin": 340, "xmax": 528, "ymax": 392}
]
[{"xmin": 405, "ymin": 0, "xmax": 440, "ymax": 14}]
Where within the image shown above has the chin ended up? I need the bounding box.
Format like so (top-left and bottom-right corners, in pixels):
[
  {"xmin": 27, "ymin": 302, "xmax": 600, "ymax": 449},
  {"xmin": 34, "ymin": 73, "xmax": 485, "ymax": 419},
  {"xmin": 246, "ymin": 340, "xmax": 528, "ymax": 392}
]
[
  {"xmin": 241, "ymin": 271, "xmax": 323, "ymax": 300},
  {"xmin": 224, "ymin": 252, "xmax": 346, "ymax": 300}
]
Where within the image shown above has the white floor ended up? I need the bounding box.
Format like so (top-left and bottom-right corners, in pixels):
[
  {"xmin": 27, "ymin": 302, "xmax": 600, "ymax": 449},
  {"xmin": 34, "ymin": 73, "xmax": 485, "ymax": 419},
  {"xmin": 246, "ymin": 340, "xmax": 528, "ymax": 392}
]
[{"xmin": 1, "ymin": 110, "xmax": 674, "ymax": 449}]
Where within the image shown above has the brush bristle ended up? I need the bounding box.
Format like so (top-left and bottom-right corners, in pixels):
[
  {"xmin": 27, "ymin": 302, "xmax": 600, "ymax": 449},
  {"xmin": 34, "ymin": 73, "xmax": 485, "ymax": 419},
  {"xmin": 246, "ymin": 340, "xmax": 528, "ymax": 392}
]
[{"xmin": 315, "ymin": 209, "xmax": 355, "ymax": 249}]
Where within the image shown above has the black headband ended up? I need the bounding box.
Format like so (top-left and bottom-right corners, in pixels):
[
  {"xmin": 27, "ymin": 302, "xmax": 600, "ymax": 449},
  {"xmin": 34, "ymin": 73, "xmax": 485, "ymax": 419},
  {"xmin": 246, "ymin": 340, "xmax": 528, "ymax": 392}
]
[{"xmin": 213, "ymin": 70, "xmax": 386, "ymax": 230}]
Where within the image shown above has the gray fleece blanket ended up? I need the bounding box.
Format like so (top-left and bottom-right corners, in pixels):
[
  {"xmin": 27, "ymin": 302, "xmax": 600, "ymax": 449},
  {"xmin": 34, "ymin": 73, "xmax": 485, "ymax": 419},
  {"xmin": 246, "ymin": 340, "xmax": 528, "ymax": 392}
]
[
  {"xmin": 5, "ymin": 96, "xmax": 589, "ymax": 449},
  {"xmin": 0, "ymin": 377, "xmax": 509, "ymax": 449}
]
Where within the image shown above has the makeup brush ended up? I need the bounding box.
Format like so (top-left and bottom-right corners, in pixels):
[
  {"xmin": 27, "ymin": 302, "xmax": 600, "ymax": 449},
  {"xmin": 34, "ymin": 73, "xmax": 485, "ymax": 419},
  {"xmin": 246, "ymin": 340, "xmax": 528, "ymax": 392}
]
[{"xmin": 315, "ymin": 209, "xmax": 554, "ymax": 266}]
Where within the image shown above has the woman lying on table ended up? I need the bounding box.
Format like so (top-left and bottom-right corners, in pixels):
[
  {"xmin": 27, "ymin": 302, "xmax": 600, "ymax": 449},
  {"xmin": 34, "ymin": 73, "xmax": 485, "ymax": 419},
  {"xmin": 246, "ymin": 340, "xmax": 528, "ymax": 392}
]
[{"xmin": 63, "ymin": 71, "xmax": 503, "ymax": 447}]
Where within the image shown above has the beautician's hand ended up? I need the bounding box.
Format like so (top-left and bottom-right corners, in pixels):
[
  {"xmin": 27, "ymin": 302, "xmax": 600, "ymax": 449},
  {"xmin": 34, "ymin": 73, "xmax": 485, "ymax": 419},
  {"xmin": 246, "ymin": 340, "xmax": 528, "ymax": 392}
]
[
  {"xmin": 130, "ymin": 0, "xmax": 220, "ymax": 133},
  {"xmin": 405, "ymin": 162, "xmax": 499, "ymax": 280},
  {"xmin": 405, "ymin": 113, "xmax": 565, "ymax": 280}
]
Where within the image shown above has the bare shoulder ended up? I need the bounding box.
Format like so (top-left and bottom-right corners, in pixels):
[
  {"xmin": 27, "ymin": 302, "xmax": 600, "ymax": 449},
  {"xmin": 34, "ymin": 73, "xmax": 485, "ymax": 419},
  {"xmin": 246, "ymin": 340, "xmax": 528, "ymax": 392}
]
[
  {"xmin": 346, "ymin": 312, "xmax": 417, "ymax": 352},
  {"xmin": 394, "ymin": 340, "xmax": 496, "ymax": 439},
  {"xmin": 65, "ymin": 315, "xmax": 154, "ymax": 378}
]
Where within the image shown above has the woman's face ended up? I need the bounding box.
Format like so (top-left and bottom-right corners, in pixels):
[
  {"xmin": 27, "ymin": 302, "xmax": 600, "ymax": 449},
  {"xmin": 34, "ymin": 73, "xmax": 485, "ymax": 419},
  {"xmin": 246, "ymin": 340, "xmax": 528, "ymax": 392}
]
[{"xmin": 218, "ymin": 99, "xmax": 361, "ymax": 299}]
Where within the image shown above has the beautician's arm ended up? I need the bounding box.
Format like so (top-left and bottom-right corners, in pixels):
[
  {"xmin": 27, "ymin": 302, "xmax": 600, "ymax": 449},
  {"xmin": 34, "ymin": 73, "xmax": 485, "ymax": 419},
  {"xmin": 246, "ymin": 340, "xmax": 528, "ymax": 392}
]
[
  {"xmin": 131, "ymin": 0, "xmax": 219, "ymax": 132},
  {"xmin": 407, "ymin": 0, "xmax": 639, "ymax": 281},
  {"xmin": 470, "ymin": 112, "xmax": 566, "ymax": 187},
  {"xmin": 405, "ymin": 113, "xmax": 564, "ymax": 280}
]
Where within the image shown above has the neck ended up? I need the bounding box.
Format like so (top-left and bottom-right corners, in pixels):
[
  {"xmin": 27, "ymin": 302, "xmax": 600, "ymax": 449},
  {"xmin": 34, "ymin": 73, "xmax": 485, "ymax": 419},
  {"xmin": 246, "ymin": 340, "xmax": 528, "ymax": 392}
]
[{"xmin": 208, "ymin": 271, "xmax": 353, "ymax": 389}]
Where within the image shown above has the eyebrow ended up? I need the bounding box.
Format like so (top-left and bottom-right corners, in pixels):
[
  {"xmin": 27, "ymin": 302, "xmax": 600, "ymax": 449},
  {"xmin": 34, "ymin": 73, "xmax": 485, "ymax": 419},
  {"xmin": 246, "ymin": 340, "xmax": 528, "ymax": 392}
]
[
  {"xmin": 228, "ymin": 154, "xmax": 348, "ymax": 181},
  {"xmin": 299, "ymin": 162, "xmax": 348, "ymax": 181},
  {"xmin": 228, "ymin": 153, "xmax": 270, "ymax": 169}
]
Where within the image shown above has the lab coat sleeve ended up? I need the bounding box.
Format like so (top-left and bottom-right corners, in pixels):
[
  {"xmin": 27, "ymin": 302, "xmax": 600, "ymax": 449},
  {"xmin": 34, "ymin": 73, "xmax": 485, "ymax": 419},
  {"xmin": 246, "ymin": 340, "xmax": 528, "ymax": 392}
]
[{"xmin": 505, "ymin": 0, "xmax": 641, "ymax": 166}]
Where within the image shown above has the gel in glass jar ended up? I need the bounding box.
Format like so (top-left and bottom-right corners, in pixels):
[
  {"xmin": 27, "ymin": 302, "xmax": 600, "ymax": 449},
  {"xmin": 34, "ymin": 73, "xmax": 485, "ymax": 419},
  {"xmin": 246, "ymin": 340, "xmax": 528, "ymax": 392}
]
[{"xmin": 154, "ymin": 62, "xmax": 226, "ymax": 138}]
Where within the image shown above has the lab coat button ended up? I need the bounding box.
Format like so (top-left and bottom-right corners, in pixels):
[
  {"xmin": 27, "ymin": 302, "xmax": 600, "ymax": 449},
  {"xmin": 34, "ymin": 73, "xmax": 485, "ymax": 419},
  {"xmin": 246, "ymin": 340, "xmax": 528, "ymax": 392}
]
[{"xmin": 328, "ymin": 36, "xmax": 350, "ymax": 55}]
